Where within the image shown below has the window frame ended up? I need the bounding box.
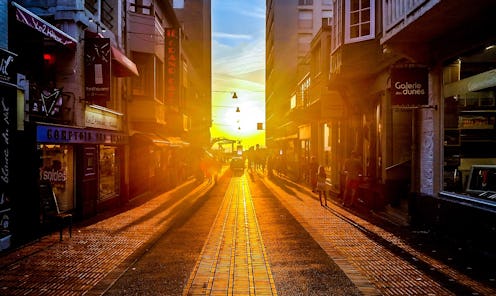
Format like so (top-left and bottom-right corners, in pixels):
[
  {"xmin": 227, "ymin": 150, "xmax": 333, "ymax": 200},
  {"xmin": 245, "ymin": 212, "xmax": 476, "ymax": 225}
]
[
  {"xmin": 331, "ymin": 0, "xmax": 343, "ymax": 53},
  {"xmin": 344, "ymin": 0, "xmax": 375, "ymax": 44},
  {"xmin": 299, "ymin": 0, "xmax": 314, "ymax": 5},
  {"xmin": 298, "ymin": 9, "xmax": 313, "ymax": 30}
]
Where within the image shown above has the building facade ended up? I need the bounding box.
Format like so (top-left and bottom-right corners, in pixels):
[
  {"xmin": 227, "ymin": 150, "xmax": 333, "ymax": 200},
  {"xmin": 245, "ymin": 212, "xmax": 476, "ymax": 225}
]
[
  {"xmin": 173, "ymin": 0, "xmax": 212, "ymax": 148},
  {"xmin": 268, "ymin": 0, "xmax": 496, "ymax": 248},
  {"xmin": 266, "ymin": 0, "xmax": 333, "ymax": 179},
  {"xmin": 126, "ymin": 0, "xmax": 211, "ymax": 197},
  {"xmin": 380, "ymin": 0, "xmax": 496, "ymax": 246},
  {"xmin": 2, "ymin": 0, "xmax": 138, "ymax": 249},
  {"xmin": 292, "ymin": 23, "xmax": 345, "ymax": 193},
  {"xmin": 0, "ymin": 0, "xmax": 211, "ymax": 251}
]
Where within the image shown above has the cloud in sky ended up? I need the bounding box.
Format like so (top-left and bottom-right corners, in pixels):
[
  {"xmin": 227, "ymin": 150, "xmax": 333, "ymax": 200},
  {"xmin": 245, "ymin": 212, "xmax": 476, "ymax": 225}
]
[
  {"xmin": 211, "ymin": 0, "xmax": 266, "ymax": 147},
  {"xmin": 212, "ymin": 0, "xmax": 265, "ymax": 80},
  {"xmin": 212, "ymin": 34, "xmax": 265, "ymax": 79},
  {"xmin": 212, "ymin": 32, "xmax": 252, "ymax": 40}
]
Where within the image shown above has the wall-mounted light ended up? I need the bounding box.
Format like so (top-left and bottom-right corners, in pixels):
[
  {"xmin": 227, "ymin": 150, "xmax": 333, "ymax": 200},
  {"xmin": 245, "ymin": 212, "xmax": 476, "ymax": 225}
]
[
  {"xmin": 88, "ymin": 17, "xmax": 106, "ymax": 34},
  {"xmin": 236, "ymin": 106, "xmax": 240, "ymax": 112},
  {"xmin": 232, "ymin": 92, "xmax": 238, "ymax": 99},
  {"xmin": 485, "ymin": 45, "xmax": 496, "ymax": 51}
]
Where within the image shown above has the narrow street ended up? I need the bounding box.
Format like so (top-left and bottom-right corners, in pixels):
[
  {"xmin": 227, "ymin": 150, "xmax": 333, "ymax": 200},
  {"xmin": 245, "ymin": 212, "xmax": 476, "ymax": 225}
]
[
  {"xmin": 0, "ymin": 169, "xmax": 495, "ymax": 295},
  {"xmin": 182, "ymin": 176, "xmax": 278, "ymax": 295},
  {"xmin": 104, "ymin": 172, "xmax": 361, "ymax": 295}
]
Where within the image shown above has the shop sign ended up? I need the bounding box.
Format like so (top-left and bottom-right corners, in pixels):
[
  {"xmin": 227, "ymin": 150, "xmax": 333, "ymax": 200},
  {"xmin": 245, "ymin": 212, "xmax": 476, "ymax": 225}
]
[
  {"xmin": 37, "ymin": 125, "xmax": 127, "ymax": 145},
  {"xmin": 299, "ymin": 124, "xmax": 311, "ymax": 140},
  {"xmin": 391, "ymin": 66, "xmax": 428, "ymax": 106},
  {"xmin": 40, "ymin": 167, "xmax": 66, "ymax": 184},
  {"xmin": 0, "ymin": 48, "xmax": 17, "ymax": 86},
  {"xmin": 85, "ymin": 105, "xmax": 120, "ymax": 130},
  {"xmin": 12, "ymin": 2, "xmax": 77, "ymax": 49},
  {"xmin": 84, "ymin": 38, "xmax": 111, "ymax": 104},
  {"xmin": 0, "ymin": 85, "xmax": 16, "ymax": 241},
  {"xmin": 30, "ymin": 87, "xmax": 63, "ymax": 118},
  {"xmin": 165, "ymin": 28, "xmax": 180, "ymax": 105}
]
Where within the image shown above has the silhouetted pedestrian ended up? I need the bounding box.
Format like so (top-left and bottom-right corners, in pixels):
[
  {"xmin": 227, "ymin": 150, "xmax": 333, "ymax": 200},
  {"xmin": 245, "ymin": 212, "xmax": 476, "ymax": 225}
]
[
  {"xmin": 309, "ymin": 156, "xmax": 318, "ymax": 192},
  {"xmin": 316, "ymin": 166, "xmax": 328, "ymax": 206},
  {"xmin": 343, "ymin": 151, "xmax": 362, "ymax": 207}
]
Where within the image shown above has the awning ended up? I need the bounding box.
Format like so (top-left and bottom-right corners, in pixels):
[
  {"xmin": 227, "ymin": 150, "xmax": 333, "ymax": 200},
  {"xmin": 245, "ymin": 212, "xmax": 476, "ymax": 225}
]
[
  {"xmin": 444, "ymin": 69, "xmax": 496, "ymax": 98},
  {"xmin": 166, "ymin": 137, "xmax": 190, "ymax": 148},
  {"xmin": 12, "ymin": 1, "xmax": 77, "ymax": 49},
  {"xmin": 273, "ymin": 133, "xmax": 298, "ymax": 142},
  {"xmin": 130, "ymin": 132, "xmax": 170, "ymax": 147},
  {"xmin": 111, "ymin": 46, "xmax": 139, "ymax": 77}
]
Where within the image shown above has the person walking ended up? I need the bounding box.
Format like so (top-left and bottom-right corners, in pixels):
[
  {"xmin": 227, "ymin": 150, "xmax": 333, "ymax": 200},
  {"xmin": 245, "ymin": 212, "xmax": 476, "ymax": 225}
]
[
  {"xmin": 309, "ymin": 156, "xmax": 319, "ymax": 192},
  {"xmin": 343, "ymin": 151, "xmax": 362, "ymax": 207},
  {"xmin": 316, "ymin": 165, "xmax": 328, "ymax": 206}
]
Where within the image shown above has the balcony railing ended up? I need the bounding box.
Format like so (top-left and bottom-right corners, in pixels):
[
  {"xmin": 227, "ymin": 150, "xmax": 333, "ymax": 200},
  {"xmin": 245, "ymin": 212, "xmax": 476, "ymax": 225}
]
[
  {"xmin": 85, "ymin": 0, "xmax": 97, "ymax": 14},
  {"xmin": 383, "ymin": 0, "xmax": 435, "ymax": 35},
  {"xmin": 84, "ymin": 0, "xmax": 114, "ymax": 30},
  {"xmin": 101, "ymin": 0, "xmax": 114, "ymax": 29},
  {"xmin": 130, "ymin": 2, "xmax": 154, "ymax": 16}
]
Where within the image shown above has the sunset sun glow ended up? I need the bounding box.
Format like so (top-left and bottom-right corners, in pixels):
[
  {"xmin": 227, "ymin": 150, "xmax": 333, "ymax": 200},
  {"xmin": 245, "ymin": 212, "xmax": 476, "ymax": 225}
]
[{"xmin": 211, "ymin": 0, "xmax": 266, "ymax": 151}]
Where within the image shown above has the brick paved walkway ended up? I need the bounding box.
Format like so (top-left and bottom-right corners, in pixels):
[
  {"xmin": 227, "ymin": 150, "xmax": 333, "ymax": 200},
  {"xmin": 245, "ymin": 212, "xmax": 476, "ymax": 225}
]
[
  {"xmin": 259, "ymin": 172, "xmax": 496, "ymax": 296},
  {"xmin": 1, "ymin": 169, "xmax": 494, "ymax": 296},
  {"xmin": 183, "ymin": 175, "xmax": 277, "ymax": 296},
  {"xmin": 0, "ymin": 179, "xmax": 214, "ymax": 296}
]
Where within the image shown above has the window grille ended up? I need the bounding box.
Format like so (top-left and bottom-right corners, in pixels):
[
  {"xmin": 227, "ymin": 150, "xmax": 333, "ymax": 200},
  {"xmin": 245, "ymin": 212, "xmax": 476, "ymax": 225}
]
[{"xmin": 299, "ymin": 0, "xmax": 314, "ymax": 5}]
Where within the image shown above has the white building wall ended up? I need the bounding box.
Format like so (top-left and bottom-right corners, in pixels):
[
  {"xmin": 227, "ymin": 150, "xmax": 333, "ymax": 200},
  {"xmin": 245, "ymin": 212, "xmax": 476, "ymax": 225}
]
[{"xmin": 419, "ymin": 68, "xmax": 443, "ymax": 195}]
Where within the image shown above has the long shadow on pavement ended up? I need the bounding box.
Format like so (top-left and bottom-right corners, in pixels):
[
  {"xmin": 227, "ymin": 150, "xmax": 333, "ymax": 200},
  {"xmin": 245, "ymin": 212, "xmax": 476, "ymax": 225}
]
[
  {"xmin": 110, "ymin": 179, "xmax": 208, "ymax": 235},
  {"xmin": 266, "ymin": 173, "xmax": 322, "ymax": 202}
]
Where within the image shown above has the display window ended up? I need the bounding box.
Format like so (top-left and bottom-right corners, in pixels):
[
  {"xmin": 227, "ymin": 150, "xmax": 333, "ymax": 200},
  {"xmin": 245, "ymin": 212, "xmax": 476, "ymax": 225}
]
[
  {"xmin": 98, "ymin": 145, "xmax": 120, "ymax": 203},
  {"xmin": 442, "ymin": 45, "xmax": 496, "ymax": 202},
  {"xmin": 38, "ymin": 144, "xmax": 74, "ymax": 211}
]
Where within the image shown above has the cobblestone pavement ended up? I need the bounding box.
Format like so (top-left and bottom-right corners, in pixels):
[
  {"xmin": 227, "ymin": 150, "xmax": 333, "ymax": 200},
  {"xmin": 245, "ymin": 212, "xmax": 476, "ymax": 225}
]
[
  {"xmin": 1, "ymin": 168, "xmax": 495, "ymax": 295},
  {"xmin": 183, "ymin": 176, "xmax": 277, "ymax": 295},
  {"xmin": 0, "ymin": 178, "xmax": 215, "ymax": 296},
  {"xmin": 258, "ymin": 171, "xmax": 496, "ymax": 296}
]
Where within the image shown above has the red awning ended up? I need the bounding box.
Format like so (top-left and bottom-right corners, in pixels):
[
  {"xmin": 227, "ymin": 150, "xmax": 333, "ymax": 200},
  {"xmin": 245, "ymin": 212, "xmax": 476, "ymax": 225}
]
[
  {"xmin": 12, "ymin": 2, "xmax": 77, "ymax": 49},
  {"xmin": 111, "ymin": 47, "xmax": 139, "ymax": 77}
]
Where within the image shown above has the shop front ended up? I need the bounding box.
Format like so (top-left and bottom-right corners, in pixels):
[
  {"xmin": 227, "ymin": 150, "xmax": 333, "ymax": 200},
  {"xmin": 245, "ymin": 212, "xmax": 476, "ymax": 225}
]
[
  {"xmin": 407, "ymin": 43, "xmax": 496, "ymax": 255},
  {"xmin": 129, "ymin": 132, "xmax": 170, "ymax": 198},
  {"xmin": 36, "ymin": 124, "xmax": 127, "ymax": 220},
  {"xmin": 432, "ymin": 45, "xmax": 496, "ymax": 244}
]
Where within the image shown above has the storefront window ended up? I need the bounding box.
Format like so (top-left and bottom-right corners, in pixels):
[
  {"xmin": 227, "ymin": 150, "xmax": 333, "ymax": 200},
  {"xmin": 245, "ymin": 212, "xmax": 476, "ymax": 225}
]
[
  {"xmin": 99, "ymin": 145, "xmax": 120, "ymax": 203},
  {"xmin": 39, "ymin": 144, "xmax": 74, "ymax": 211},
  {"xmin": 443, "ymin": 45, "xmax": 496, "ymax": 202}
]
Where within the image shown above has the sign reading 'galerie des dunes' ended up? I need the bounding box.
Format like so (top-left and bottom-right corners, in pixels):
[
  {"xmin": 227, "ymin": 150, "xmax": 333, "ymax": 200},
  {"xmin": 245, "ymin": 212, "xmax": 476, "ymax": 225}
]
[{"xmin": 391, "ymin": 65, "xmax": 429, "ymax": 106}]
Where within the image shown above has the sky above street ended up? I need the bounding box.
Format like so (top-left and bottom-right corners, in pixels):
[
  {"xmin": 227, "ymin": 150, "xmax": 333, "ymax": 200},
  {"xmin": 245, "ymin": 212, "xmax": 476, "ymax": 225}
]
[{"xmin": 211, "ymin": 0, "xmax": 266, "ymax": 151}]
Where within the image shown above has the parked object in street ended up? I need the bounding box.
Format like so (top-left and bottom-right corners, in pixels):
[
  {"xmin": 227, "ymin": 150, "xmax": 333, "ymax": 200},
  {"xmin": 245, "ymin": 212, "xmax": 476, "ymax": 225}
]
[{"xmin": 230, "ymin": 156, "xmax": 245, "ymax": 175}]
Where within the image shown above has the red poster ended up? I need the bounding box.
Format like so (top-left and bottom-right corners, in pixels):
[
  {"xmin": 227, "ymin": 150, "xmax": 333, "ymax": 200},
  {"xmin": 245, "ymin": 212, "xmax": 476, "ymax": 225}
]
[{"xmin": 165, "ymin": 28, "xmax": 180, "ymax": 105}]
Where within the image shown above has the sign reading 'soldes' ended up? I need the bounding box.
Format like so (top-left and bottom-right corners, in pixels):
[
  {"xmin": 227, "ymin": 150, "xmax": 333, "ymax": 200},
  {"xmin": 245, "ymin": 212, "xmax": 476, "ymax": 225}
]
[
  {"xmin": 391, "ymin": 66, "xmax": 429, "ymax": 106},
  {"xmin": 85, "ymin": 38, "xmax": 111, "ymax": 105},
  {"xmin": 0, "ymin": 48, "xmax": 17, "ymax": 86},
  {"xmin": 165, "ymin": 28, "xmax": 180, "ymax": 105}
]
